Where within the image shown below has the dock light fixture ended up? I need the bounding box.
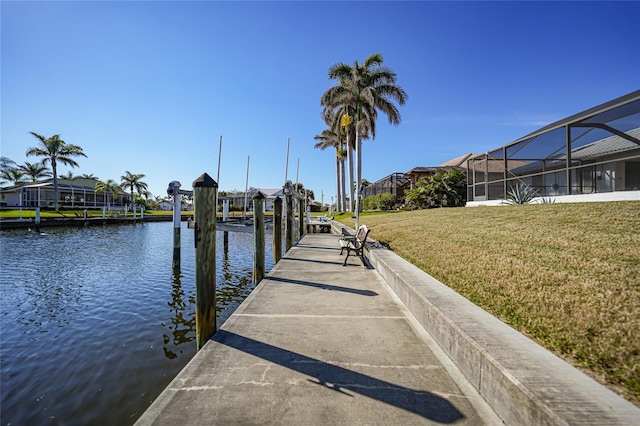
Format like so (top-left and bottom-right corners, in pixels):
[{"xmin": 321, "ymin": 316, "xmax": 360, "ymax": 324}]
[{"xmin": 167, "ymin": 180, "xmax": 181, "ymax": 196}]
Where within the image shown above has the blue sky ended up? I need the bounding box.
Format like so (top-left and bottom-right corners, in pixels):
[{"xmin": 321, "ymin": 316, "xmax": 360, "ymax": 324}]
[{"xmin": 2, "ymin": 1, "xmax": 639, "ymax": 203}]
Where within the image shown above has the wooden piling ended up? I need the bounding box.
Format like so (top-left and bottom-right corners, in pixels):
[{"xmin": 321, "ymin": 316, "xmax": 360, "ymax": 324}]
[
  {"xmin": 252, "ymin": 192, "xmax": 265, "ymax": 284},
  {"xmin": 298, "ymin": 198, "xmax": 305, "ymax": 238},
  {"xmin": 272, "ymin": 197, "xmax": 282, "ymax": 264},
  {"xmin": 172, "ymin": 190, "xmax": 181, "ymax": 269},
  {"xmin": 193, "ymin": 173, "xmax": 218, "ymax": 350},
  {"xmin": 285, "ymin": 193, "xmax": 294, "ymax": 252}
]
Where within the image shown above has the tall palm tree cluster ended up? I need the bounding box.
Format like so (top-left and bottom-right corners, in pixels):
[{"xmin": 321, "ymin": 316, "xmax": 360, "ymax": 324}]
[
  {"xmin": 1, "ymin": 132, "xmax": 150, "ymax": 211},
  {"xmin": 315, "ymin": 53, "xmax": 407, "ymax": 213}
]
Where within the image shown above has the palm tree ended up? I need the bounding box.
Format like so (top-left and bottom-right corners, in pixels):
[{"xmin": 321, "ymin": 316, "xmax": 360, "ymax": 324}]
[
  {"xmin": 95, "ymin": 179, "xmax": 121, "ymax": 210},
  {"xmin": 79, "ymin": 173, "xmax": 98, "ymax": 180},
  {"xmin": 26, "ymin": 132, "xmax": 87, "ymax": 211},
  {"xmin": 333, "ymin": 107, "xmax": 373, "ymax": 211},
  {"xmin": 0, "ymin": 168, "xmax": 27, "ymax": 186},
  {"xmin": 0, "ymin": 157, "xmax": 16, "ymax": 172},
  {"xmin": 292, "ymin": 183, "xmax": 315, "ymax": 201},
  {"xmin": 134, "ymin": 189, "xmax": 153, "ymax": 210},
  {"xmin": 314, "ymin": 110, "xmax": 347, "ymax": 211},
  {"xmin": 120, "ymin": 171, "xmax": 148, "ymax": 213},
  {"xmin": 321, "ymin": 53, "xmax": 407, "ymax": 216},
  {"xmin": 18, "ymin": 161, "xmax": 52, "ymax": 182}
]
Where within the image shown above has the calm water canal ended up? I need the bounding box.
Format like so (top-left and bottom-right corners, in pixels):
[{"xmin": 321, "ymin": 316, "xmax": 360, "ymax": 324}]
[{"xmin": 0, "ymin": 221, "xmax": 274, "ymax": 425}]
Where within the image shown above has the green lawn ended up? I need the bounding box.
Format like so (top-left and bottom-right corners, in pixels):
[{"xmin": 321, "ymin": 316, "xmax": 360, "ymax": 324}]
[{"xmin": 337, "ymin": 201, "xmax": 640, "ymax": 406}]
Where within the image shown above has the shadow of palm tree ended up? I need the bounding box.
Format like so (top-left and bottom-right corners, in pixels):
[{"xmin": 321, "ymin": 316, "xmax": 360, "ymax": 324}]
[
  {"xmin": 264, "ymin": 276, "xmax": 378, "ymax": 296},
  {"xmin": 213, "ymin": 330, "xmax": 464, "ymax": 423}
]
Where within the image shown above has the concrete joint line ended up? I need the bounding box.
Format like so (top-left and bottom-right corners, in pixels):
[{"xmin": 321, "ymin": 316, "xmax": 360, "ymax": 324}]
[{"xmin": 234, "ymin": 313, "xmax": 405, "ymax": 319}]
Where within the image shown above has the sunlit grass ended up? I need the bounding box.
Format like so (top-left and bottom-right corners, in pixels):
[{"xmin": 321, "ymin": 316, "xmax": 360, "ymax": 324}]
[{"xmin": 338, "ymin": 201, "xmax": 640, "ymax": 405}]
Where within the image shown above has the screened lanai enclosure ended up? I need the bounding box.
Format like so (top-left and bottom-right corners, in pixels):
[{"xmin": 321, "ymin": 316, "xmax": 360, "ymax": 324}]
[
  {"xmin": 3, "ymin": 178, "xmax": 131, "ymax": 209},
  {"xmin": 361, "ymin": 173, "xmax": 411, "ymax": 201},
  {"xmin": 467, "ymin": 91, "xmax": 640, "ymax": 202}
]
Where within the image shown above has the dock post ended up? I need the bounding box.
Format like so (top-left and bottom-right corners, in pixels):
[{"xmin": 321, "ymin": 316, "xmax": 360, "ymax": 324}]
[
  {"xmin": 285, "ymin": 192, "xmax": 294, "ymax": 252},
  {"xmin": 298, "ymin": 198, "xmax": 305, "ymax": 237},
  {"xmin": 252, "ymin": 191, "xmax": 265, "ymax": 284},
  {"xmin": 169, "ymin": 181, "xmax": 182, "ymax": 269},
  {"xmin": 222, "ymin": 199, "xmax": 229, "ymax": 222},
  {"xmin": 272, "ymin": 197, "xmax": 282, "ymax": 264},
  {"xmin": 35, "ymin": 207, "xmax": 41, "ymax": 232},
  {"xmin": 193, "ymin": 173, "xmax": 218, "ymax": 350}
]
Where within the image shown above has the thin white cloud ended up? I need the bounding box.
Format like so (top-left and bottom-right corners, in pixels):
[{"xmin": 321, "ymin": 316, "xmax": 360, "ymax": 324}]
[{"xmin": 430, "ymin": 113, "xmax": 557, "ymax": 128}]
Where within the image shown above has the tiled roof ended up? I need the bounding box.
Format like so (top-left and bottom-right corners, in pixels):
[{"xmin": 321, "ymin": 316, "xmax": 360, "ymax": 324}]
[{"xmin": 438, "ymin": 153, "xmax": 476, "ymax": 167}]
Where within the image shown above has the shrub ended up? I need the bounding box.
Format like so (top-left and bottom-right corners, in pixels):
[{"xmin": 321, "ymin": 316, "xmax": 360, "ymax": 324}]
[
  {"xmin": 376, "ymin": 192, "xmax": 395, "ymax": 210},
  {"xmin": 361, "ymin": 192, "xmax": 396, "ymax": 211},
  {"xmin": 405, "ymin": 168, "xmax": 466, "ymax": 209}
]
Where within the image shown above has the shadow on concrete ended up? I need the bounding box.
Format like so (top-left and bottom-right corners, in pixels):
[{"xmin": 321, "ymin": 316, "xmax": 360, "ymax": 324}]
[
  {"xmin": 283, "ymin": 256, "xmax": 345, "ymax": 266},
  {"xmin": 264, "ymin": 276, "xmax": 378, "ymax": 297},
  {"xmin": 294, "ymin": 244, "xmax": 342, "ymax": 251},
  {"xmin": 213, "ymin": 330, "xmax": 465, "ymax": 423},
  {"xmin": 342, "ymin": 256, "xmax": 375, "ymax": 270}
]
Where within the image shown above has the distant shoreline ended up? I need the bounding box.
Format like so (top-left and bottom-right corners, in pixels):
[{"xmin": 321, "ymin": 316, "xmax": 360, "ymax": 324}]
[
  {"xmin": 0, "ymin": 215, "xmax": 266, "ymax": 231},
  {"xmin": 0, "ymin": 215, "xmax": 183, "ymax": 230}
]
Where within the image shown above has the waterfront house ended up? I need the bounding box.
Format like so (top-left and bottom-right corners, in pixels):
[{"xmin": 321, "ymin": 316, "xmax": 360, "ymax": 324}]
[
  {"xmin": 0, "ymin": 178, "xmax": 131, "ymax": 209},
  {"xmin": 466, "ymin": 90, "xmax": 640, "ymax": 204},
  {"xmin": 361, "ymin": 90, "xmax": 640, "ymax": 206}
]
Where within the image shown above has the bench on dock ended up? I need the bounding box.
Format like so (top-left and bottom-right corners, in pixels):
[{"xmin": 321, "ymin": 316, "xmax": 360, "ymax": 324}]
[{"xmin": 339, "ymin": 225, "xmax": 370, "ymax": 266}]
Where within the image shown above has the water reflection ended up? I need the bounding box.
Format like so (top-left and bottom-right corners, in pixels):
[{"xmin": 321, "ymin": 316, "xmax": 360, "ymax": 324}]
[
  {"xmin": 217, "ymin": 232, "xmax": 256, "ymax": 321},
  {"xmin": 158, "ymin": 229, "xmax": 274, "ymax": 360},
  {"xmin": 163, "ymin": 268, "xmax": 196, "ymax": 360}
]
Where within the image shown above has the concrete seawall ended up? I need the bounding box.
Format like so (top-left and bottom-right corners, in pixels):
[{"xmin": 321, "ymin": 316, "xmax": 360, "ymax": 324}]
[{"xmin": 331, "ymin": 222, "xmax": 640, "ymax": 425}]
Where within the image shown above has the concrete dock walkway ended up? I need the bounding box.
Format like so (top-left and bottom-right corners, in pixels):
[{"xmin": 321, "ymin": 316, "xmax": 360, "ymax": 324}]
[{"xmin": 136, "ymin": 233, "xmax": 500, "ymax": 425}]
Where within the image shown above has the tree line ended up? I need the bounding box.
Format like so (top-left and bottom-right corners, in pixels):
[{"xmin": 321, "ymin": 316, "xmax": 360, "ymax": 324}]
[
  {"xmin": 1, "ymin": 132, "xmax": 150, "ymax": 211},
  {"xmin": 2, "ymin": 132, "xmax": 321, "ymax": 212}
]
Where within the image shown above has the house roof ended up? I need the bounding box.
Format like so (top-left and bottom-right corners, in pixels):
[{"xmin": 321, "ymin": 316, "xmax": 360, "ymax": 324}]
[
  {"xmin": 225, "ymin": 188, "xmax": 287, "ymax": 199},
  {"xmin": 567, "ymin": 127, "xmax": 640, "ymax": 160},
  {"xmin": 258, "ymin": 188, "xmax": 284, "ymax": 197},
  {"xmin": 405, "ymin": 153, "xmax": 476, "ymax": 176},
  {"xmin": 405, "ymin": 166, "xmax": 443, "ymax": 175},
  {"xmin": 438, "ymin": 153, "xmax": 476, "ymax": 168}
]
